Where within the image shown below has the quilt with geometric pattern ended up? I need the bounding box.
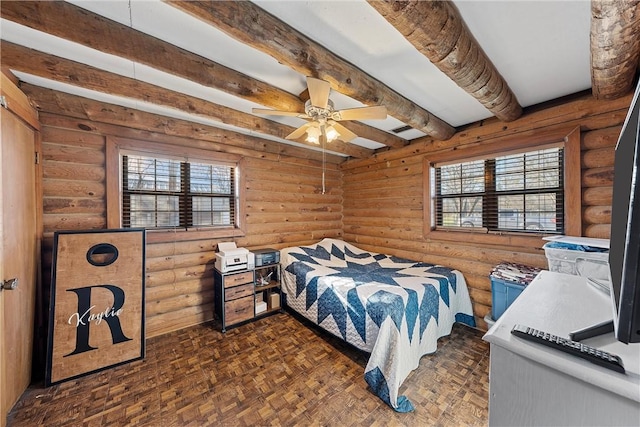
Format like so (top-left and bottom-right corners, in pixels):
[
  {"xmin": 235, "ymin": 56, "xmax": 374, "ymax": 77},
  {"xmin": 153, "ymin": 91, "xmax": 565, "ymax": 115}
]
[{"xmin": 280, "ymin": 238, "xmax": 476, "ymax": 412}]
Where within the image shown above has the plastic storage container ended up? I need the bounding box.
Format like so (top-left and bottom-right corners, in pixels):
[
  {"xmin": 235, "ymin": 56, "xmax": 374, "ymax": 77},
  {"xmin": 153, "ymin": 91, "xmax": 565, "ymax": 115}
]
[
  {"xmin": 543, "ymin": 241, "xmax": 609, "ymax": 282},
  {"xmin": 491, "ymin": 262, "xmax": 542, "ymax": 320}
]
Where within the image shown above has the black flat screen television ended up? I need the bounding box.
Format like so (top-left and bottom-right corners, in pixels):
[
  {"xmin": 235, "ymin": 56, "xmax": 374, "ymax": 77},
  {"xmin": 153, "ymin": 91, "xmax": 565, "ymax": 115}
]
[
  {"xmin": 573, "ymin": 79, "xmax": 640, "ymax": 345},
  {"xmin": 608, "ymin": 77, "xmax": 640, "ymax": 344}
]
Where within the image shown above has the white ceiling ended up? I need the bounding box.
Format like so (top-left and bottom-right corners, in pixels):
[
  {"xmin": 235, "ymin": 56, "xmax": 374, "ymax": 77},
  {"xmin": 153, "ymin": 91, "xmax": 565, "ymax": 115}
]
[{"xmin": 0, "ymin": 0, "xmax": 593, "ymax": 155}]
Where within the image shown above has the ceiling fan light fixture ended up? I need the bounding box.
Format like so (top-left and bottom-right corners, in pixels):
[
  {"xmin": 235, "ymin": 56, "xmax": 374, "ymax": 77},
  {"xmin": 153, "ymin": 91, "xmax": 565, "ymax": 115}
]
[
  {"xmin": 325, "ymin": 125, "xmax": 339, "ymax": 142},
  {"xmin": 306, "ymin": 125, "xmax": 321, "ymax": 144}
]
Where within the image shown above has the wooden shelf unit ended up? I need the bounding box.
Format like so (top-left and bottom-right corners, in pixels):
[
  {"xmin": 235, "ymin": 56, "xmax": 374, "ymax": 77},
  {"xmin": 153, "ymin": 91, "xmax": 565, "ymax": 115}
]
[
  {"xmin": 254, "ymin": 263, "xmax": 281, "ymax": 316},
  {"xmin": 214, "ymin": 263, "xmax": 281, "ymax": 332}
]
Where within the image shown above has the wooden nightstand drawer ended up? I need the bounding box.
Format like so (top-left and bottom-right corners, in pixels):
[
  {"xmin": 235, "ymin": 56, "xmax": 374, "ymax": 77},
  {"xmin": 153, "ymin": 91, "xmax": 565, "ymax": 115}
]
[
  {"xmin": 223, "ymin": 271, "xmax": 253, "ymax": 288},
  {"xmin": 225, "ymin": 283, "xmax": 253, "ymax": 301},
  {"xmin": 225, "ymin": 295, "xmax": 254, "ymax": 325}
]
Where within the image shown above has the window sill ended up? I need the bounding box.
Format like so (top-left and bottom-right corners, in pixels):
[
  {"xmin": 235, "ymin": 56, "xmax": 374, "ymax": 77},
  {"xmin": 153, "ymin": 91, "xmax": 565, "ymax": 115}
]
[{"xmin": 425, "ymin": 228, "xmax": 550, "ymax": 249}]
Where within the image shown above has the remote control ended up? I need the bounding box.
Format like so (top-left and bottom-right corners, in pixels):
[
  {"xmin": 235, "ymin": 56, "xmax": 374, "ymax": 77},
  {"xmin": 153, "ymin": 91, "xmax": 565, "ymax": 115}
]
[{"xmin": 511, "ymin": 324, "xmax": 625, "ymax": 374}]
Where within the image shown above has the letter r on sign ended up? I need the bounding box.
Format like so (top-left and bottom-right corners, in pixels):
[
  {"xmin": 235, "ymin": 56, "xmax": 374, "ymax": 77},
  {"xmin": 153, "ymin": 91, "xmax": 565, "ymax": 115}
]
[{"xmin": 64, "ymin": 285, "xmax": 132, "ymax": 357}]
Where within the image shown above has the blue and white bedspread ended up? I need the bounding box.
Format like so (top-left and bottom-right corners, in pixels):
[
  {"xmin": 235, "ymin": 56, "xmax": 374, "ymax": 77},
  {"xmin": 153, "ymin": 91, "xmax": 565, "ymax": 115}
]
[{"xmin": 280, "ymin": 238, "xmax": 476, "ymax": 412}]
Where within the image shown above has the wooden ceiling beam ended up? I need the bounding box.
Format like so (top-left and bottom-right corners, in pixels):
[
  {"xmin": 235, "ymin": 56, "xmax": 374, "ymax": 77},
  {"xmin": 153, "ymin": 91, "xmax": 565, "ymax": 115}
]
[
  {"xmin": 368, "ymin": 0, "xmax": 522, "ymax": 122},
  {"xmin": 0, "ymin": 1, "xmax": 401, "ymax": 150},
  {"xmin": 1, "ymin": 41, "xmax": 373, "ymax": 159},
  {"xmin": 22, "ymin": 84, "xmax": 345, "ymax": 165},
  {"xmin": 166, "ymin": 0, "xmax": 456, "ymax": 141},
  {"xmin": 590, "ymin": 0, "xmax": 640, "ymax": 100}
]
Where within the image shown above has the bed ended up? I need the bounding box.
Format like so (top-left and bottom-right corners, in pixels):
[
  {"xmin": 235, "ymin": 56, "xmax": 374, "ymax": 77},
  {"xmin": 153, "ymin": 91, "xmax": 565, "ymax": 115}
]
[{"xmin": 280, "ymin": 238, "xmax": 476, "ymax": 412}]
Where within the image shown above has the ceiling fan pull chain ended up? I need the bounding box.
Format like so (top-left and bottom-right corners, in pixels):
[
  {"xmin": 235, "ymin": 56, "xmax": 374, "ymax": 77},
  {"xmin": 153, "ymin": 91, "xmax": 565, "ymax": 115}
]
[
  {"xmin": 321, "ymin": 126, "xmax": 326, "ymax": 195},
  {"xmin": 322, "ymin": 169, "xmax": 326, "ymax": 195},
  {"xmin": 322, "ymin": 140, "xmax": 326, "ymax": 195}
]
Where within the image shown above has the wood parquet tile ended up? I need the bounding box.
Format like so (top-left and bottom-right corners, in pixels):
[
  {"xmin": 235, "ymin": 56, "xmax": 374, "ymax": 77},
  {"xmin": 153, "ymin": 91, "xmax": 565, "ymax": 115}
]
[{"xmin": 7, "ymin": 312, "xmax": 489, "ymax": 427}]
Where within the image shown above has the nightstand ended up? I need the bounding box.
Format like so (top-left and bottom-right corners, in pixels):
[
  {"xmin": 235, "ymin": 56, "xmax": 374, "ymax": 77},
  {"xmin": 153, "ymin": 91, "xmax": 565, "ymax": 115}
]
[
  {"xmin": 213, "ymin": 269, "xmax": 254, "ymax": 332},
  {"xmin": 214, "ymin": 263, "xmax": 282, "ymax": 332}
]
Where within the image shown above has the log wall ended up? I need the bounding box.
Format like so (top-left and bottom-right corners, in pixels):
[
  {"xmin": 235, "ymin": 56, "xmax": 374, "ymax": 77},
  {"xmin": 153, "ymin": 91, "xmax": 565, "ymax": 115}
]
[
  {"xmin": 36, "ymin": 99, "xmax": 343, "ymax": 338},
  {"xmin": 32, "ymin": 86, "xmax": 634, "ymax": 337},
  {"xmin": 341, "ymin": 92, "xmax": 633, "ymax": 330}
]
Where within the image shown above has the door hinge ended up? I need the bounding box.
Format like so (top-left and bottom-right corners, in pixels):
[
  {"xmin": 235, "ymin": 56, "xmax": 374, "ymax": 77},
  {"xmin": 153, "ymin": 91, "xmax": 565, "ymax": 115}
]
[
  {"xmin": 35, "ymin": 151, "xmax": 40, "ymax": 164},
  {"xmin": 0, "ymin": 95, "xmax": 7, "ymax": 109}
]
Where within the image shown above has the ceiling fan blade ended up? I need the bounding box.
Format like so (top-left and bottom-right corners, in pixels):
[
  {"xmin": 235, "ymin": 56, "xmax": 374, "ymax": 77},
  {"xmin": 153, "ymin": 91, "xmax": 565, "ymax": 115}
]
[
  {"xmin": 332, "ymin": 105, "xmax": 387, "ymax": 121},
  {"xmin": 285, "ymin": 122, "xmax": 314, "ymax": 140},
  {"xmin": 307, "ymin": 76, "xmax": 331, "ymax": 109},
  {"xmin": 252, "ymin": 108, "xmax": 308, "ymax": 118},
  {"xmin": 329, "ymin": 121, "xmax": 358, "ymax": 142}
]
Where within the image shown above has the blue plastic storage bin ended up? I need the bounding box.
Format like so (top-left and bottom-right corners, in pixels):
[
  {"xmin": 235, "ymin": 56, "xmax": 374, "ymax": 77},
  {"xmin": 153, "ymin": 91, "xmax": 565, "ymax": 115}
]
[
  {"xmin": 491, "ymin": 277, "xmax": 525, "ymax": 320},
  {"xmin": 490, "ymin": 262, "xmax": 542, "ymax": 320}
]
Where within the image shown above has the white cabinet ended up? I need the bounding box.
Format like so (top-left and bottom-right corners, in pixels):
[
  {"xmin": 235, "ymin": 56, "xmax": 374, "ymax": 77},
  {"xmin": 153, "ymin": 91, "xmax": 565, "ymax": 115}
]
[{"xmin": 483, "ymin": 270, "xmax": 640, "ymax": 426}]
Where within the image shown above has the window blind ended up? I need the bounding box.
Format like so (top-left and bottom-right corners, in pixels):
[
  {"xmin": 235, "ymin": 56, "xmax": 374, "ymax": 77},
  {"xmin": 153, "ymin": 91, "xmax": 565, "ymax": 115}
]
[
  {"xmin": 122, "ymin": 154, "xmax": 236, "ymax": 230},
  {"xmin": 434, "ymin": 147, "xmax": 564, "ymax": 233}
]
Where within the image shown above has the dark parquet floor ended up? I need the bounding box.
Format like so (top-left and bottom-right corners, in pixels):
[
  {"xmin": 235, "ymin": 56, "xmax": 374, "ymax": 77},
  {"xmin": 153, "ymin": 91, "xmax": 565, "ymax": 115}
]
[{"xmin": 8, "ymin": 312, "xmax": 489, "ymax": 426}]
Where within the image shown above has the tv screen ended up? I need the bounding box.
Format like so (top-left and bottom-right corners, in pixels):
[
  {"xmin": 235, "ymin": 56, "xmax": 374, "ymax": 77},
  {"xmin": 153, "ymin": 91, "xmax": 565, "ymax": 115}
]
[{"xmin": 609, "ymin": 78, "xmax": 640, "ymax": 344}]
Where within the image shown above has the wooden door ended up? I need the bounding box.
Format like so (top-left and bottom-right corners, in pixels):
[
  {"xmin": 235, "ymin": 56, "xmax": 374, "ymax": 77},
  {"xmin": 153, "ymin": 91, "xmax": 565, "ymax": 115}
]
[{"xmin": 0, "ymin": 101, "xmax": 37, "ymax": 424}]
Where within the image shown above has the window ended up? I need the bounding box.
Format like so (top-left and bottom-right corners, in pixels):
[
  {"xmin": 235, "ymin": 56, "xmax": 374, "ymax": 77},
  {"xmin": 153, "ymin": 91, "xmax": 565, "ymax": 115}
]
[
  {"xmin": 434, "ymin": 147, "xmax": 563, "ymax": 233},
  {"xmin": 122, "ymin": 153, "xmax": 237, "ymax": 230},
  {"xmin": 424, "ymin": 127, "xmax": 582, "ymax": 239}
]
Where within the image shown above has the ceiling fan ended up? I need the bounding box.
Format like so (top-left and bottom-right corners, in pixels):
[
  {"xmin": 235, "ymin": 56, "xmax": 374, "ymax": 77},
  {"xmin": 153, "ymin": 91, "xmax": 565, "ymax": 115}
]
[{"xmin": 252, "ymin": 76, "xmax": 387, "ymax": 144}]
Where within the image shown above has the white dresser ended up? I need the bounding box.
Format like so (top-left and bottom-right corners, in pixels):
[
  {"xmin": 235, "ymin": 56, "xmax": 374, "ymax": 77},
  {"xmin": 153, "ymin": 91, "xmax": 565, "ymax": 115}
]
[{"xmin": 483, "ymin": 270, "xmax": 640, "ymax": 426}]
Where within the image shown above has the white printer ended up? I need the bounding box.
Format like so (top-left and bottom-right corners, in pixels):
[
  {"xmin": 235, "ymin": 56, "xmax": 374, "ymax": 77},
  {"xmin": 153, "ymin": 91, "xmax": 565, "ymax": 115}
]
[{"xmin": 214, "ymin": 242, "xmax": 255, "ymax": 273}]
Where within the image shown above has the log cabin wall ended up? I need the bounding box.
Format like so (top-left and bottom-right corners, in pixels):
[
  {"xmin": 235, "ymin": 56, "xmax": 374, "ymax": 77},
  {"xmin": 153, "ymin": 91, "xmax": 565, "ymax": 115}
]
[
  {"xmin": 32, "ymin": 86, "xmax": 343, "ymax": 340},
  {"xmin": 341, "ymin": 92, "xmax": 634, "ymax": 330},
  {"xmin": 28, "ymin": 84, "xmax": 635, "ymax": 342}
]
